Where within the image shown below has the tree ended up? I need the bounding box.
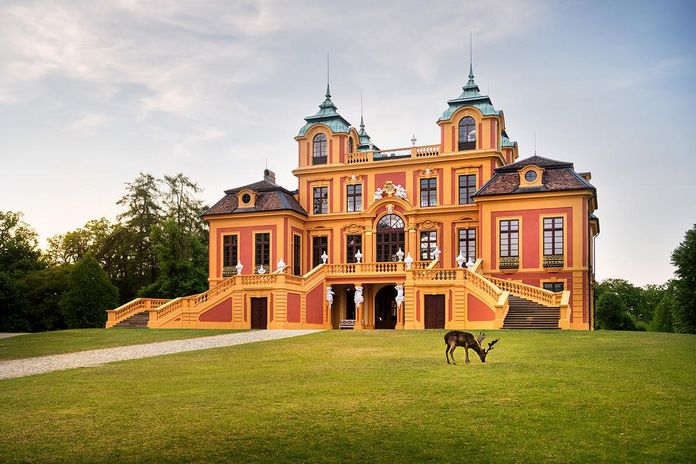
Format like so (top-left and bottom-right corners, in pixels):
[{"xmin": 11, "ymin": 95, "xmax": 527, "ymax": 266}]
[
  {"xmin": 24, "ymin": 265, "xmax": 72, "ymax": 331},
  {"xmin": 671, "ymin": 224, "xmax": 696, "ymax": 333},
  {"xmin": 0, "ymin": 211, "xmax": 44, "ymax": 331},
  {"xmin": 162, "ymin": 173, "xmax": 207, "ymax": 235},
  {"xmin": 60, "ymin": 255, "xmax": 119, "ymax": 328},
  {"xmin": 596, "ymin": 292, "xmax": 636, "ymax": 331},
  {"xmin": 595, "ymin": 278, "xmax": 647, "ymax": 321},
  {"xmin": 117, "ymin": 172, "xmax": 163, "ymax": 277},
  {"xmin": 138, "ymin": 219, "xmax": 208, "ymax": 298},
  {"xmin": 651, "ymin": 285, "xmax": 676, "ymax": 333},
  {"xmin": 46, "ymin": 218, "xmax": 113, "ymax": 265}
]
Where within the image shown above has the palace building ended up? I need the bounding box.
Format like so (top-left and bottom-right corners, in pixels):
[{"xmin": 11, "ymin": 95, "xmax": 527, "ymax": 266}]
[{"xmin": 107, "ymin": 65, "xmax": 599, "ymax": 331}]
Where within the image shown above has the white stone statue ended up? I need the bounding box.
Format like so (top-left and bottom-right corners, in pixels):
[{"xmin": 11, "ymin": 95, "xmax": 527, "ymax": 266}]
[
  {"xmin": 456, "ymin": 251, "xmax": 465, "ymax": 268},
  {"xmin": 326, "ymin": 286, "xmax": 335, "ymax": 306},
  {"xmin": 354, "ymin": 286, "xmax": 364, "ymax": 306},
  {"xmin": 433, "ymin": 246, "xmax": 441, "ymax": 261},
  {"xmin": 277, "ymin": 257, "xmax": 286, "ymax": 272},
  {"xmin": 235, "ymin": 261, "xmax": 243, "ymax": 275},
  {"xmin": 394, "ymin": 184, "xmax": 407, "ymax": 200},
  {"xmin": 404, "ymin": 252, "xmax": 414, "ymax": 269},
  {"xmin": 396, "ymin": 247, "xmax": 404, "ymax": 262},
  {"xmin": 395, "ymin": 284, "xmax": 405, "ymax": 309},
  {"xmin": 373, "ymin": 188, "xmax": 383, "ymax": 200},
  {"xmin": 355, "ymin": 249, "xmax": 362, "ymax": 263},
  {"xmin": 466, "ymin": 257, "xmax": 475, "ymax": 269},
  {"xmin": 257, "ymin": 265, "xmax": 266, "ymax": 274},
  {"xmin": 321, "ymin": 251, "xmax": 328, "ymax": 264}
]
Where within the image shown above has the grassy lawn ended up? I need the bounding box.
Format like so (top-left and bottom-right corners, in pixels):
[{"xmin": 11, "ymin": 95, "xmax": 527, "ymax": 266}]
[
  {"xmin": 0, "ymin": 329, "xmax": 242, "ymax": 360},
  {"xmin": 0, "ymin": 330, "xmax": 694, "ymax": 463}
]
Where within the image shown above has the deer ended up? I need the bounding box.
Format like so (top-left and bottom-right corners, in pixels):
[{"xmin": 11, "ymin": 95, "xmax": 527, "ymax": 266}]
[{"xmin": 444, "ymin": 331, "xmax": 499, "ymax": 365}]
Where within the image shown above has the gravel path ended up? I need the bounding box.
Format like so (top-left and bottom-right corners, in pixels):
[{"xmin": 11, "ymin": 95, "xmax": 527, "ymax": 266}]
[
  {"xmin": 0, "ymin": 330, "xmax": 322, "ymax": 380},
  {"xmin": 0, "ymin": 333, "xmax": 26, "ymax": 340}
]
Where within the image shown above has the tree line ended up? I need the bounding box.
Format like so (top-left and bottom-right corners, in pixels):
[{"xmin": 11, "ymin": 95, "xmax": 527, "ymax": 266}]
[
  {"xmin": 0, "ymin": 173, "xmax": 208, "ymax": 332},
  {"xmin": 595, "ymin": 224, "xmax": 696, "ymax": 334}
]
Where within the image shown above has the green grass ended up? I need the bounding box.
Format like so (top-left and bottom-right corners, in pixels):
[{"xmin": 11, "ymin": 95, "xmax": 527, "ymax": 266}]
[
  {"xmin": 0, "ymin": 329, "xmax": 241, "ymax": 360},
  {"xmin": 0, "ymin": 330, "xmax": 694, "ymax": 463}
]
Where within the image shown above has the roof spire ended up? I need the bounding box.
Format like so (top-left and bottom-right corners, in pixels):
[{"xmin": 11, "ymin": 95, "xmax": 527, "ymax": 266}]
[
  {"xmin": 325, "ymin": 53, "xmax": 331, "ymax": 98},
  {"xmin": 466, "ymin": 32, "xmax": 476, "ymax": 87},
  {"xmin": 359, "ymin": 89, "xmax": 365, "ymax": 130}
]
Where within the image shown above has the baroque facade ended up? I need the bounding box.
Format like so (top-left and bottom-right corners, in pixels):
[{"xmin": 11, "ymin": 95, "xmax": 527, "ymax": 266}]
[{"xmin": 107, "ymin": 66, "xmax": 599, "ymax": 331}]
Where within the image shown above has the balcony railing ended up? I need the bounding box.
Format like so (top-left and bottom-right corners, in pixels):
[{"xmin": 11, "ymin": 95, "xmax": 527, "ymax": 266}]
[
  {"xmin": 499, "ymin": 256, "xmax": 519, "ymax": 270},
  {"xmin": 543, "ymin": 255, "xmax": 564, "ymax": 268},
  {"xmin": 345, "ymin": 144, "xmax": 440, "ymax": 164}
]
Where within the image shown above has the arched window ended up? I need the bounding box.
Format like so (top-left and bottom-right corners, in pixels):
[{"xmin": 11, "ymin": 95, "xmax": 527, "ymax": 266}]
[
  {"xmin": 458, "ymin": 116, "xmax": 476, "ymax": 151},
  {"xmin": 348, "ymin": 137, "xmax": 354, "ymax": 154},
  {"xmin": 313, "ymin": 134, "xmax": 327, "ymax": 165},
  {"xmin": 377, "ymin": 214, "xmax": 405, "ymax": 230},
  {"xmin": 376, "ymin": 214, "xmax": 405, "ymax": 262}
]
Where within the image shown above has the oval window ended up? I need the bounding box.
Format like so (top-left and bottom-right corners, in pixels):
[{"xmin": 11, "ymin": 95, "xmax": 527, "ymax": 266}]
[
  {"xmin": 242, "ymin": 193, "xmax": 251, "ymax": 204},
  {"xmin": 524, "ymin": 170, "xmax": 537, "ymax": 183}
]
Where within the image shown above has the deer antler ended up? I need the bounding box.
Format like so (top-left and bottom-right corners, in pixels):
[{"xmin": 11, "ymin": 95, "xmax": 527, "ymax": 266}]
[
  {"xmin": 476, "ymin": 332, "xmax": 486, "ymax": 346},
  {"xmin": 486, "ymin": 339, "xmax": 500, "ymax": 353}
]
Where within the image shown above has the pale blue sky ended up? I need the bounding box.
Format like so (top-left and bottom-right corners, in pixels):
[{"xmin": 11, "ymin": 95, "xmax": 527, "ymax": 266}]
[{"xmin": 0, "ymin": 0, "xmax": 694, "ymax": 285}]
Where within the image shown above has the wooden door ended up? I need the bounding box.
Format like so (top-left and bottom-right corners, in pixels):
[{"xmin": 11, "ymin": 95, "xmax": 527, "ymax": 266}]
[
  {"xmin": 250, "ymin": 297, "xmax": 268, "ymax": 330},
  {"xmin": 424, "ymin": 295, "xmax": 445, "ymax": 329}
]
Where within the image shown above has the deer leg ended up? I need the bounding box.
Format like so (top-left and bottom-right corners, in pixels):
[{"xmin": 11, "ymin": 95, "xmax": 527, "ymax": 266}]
[
  {"xmin": 445, "ymin": 344, "xmax": 451, "ymax": 364},
  {"xmin": 450, "ymin": 345, "xmax": 457, "ymax": 365},
  {"xmin": 465, "ymin": 348, "xmax": 470, "ymax": 364}
]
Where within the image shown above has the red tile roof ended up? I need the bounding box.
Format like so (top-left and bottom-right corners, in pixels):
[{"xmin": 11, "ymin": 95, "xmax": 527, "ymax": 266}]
[
  {"xmin": 204, "ymin": 180, "xmax": 307, "ymax": 217},
  {"xmin": 475, "ymin": 156, "xmax": 595, "ymax": 197}
]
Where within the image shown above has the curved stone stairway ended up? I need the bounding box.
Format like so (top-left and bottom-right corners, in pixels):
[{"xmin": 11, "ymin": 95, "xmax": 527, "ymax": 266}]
[{"xmin": 503, "ymin": 295, "xmax": 560, "ymax": 329}]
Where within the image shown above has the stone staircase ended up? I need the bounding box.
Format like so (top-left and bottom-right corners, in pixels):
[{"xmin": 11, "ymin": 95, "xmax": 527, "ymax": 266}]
[
  {"xmin": 112, "ymin": 311, "xmax": 149, "ymax": 329},
  {"xmin": 503, "ymin": 296, "xmax": 560, "ymax": 329}
]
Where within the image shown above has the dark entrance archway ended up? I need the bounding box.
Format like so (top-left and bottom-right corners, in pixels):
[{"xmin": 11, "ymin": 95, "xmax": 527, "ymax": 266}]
[
  {"xmin": 374, "ymin": 285, "xmax": 397, "ymax": 329},
  {"xmin": 376, "ymin": 214, "xmax": 405, "ymax": 262},
  {"xmin": 250, "ymin": 297, "xmax": 268, "ymax": 330}
]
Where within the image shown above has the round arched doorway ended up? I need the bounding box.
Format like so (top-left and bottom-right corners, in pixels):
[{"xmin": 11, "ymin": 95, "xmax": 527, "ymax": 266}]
[
  {"xmin": 376, "ymin": 214, "xmax": 405, "ymax": 262},
  {"xmin": 374, "ymin": 285, "xmax": 397, "ymax": 329}
]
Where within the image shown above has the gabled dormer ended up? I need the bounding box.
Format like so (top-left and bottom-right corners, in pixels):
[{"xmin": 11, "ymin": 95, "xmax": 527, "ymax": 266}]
[
  {"xmin": 437, "ymin": 64, "xmax": 517, "ymax": 162},
  {"xmin": 295, "ymin": 84, "xmax": 353, "ymax": 168}
]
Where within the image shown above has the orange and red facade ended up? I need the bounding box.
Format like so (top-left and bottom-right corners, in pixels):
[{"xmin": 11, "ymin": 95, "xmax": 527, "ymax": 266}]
[{"xmin": 107, "ymin": 71, "xmax": 599, "ymax": 331}]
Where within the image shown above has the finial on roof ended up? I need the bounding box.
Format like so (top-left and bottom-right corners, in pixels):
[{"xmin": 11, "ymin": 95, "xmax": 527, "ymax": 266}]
[
  {"xmin": 359, "ymin": 89, "xmax": 365, "ymax": 130},
  {"xmin": 466, "ymin": 32, "xmax": 476, "ymax": 88},
  {"xmin": 326, "ymin": 53, "xmax": 331, "ymax": 98}
]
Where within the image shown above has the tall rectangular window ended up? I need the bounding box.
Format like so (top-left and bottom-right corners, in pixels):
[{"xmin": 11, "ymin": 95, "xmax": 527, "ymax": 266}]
[
  {"xmin": 293, "ymin": 235, "xmax": 301, "ymax": 276},
  {"xmin": 543, "ymin": 217, "xmax": 564, "ymax": 255},
  {"xmin": 312, "ymin": 236, "xmax": 328, "ymax": 267},
  {"xmin": 420, "ymin": 178, "xmax": 437, "ymax": 207},
  {"xmin": 458, "ymin": 174, "xmax": 476, "ymax": 205},
  {"xmin": 313, "ymin": 186, "xmax": 328, "ymax": 214},
  {"xmin": 420, "ymin": 231, "xmax": 438, "ymax": 260},
  {"xmin": 499, "ymin": 220, "xmax": 519, "ymax": 258},
  {"xmin": 223, "ymin": 234, "xmax": 238, "ymax": 268},
  {"xmin": 346, "ymin": 235, "xmax": 362, "ymax": 263},
  {"xmin": 254, "ymin": 233, "xmax": 270, "ymax": 270},
  {"xmin": 458, "ymin": 228, "xmax": 476, "ymax": 263},
  {"xmin": 346, "ymin": 184, "xmax": 362, "ymax": 212}
]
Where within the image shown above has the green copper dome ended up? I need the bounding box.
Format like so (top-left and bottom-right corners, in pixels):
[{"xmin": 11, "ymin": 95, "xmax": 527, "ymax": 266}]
[{"xmin": 297, "ymin": 84, "xmax": 353, "ymax": 137}]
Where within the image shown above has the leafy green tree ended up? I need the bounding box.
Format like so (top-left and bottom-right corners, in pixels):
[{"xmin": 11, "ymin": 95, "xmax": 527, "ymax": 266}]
[
  {"xmin": 651, "ymin": 286, "xmax": 676, "ymax": 333},
  {"xmin": 117, "ymin": 172, "xmax": 163, "ymax": 286},
  {"xmin": 595, "ymin": 278, "xmax": 647, "ymax": 321},
  {"xmin": 0, "ymin": 211, "xmax": 44, "ymax": 331},
  {"xmin": 162, "ymin": 173, "xmax": 207, "ymax": 235},
  {"xmin": 139, "ymin": 219, "xmax": 207, "ymax": 298},
  {"xmin": 671, "ymin": 224, "xmax": 696, "ymax": 333},
  {"xmin": 24, "ymin": 265, "xmax": 72, "ymax": 331},
  {"xmin": 46, "ymin": 218, "xmax": 113, "ymax": 265},
  {"xmin": 596, "ymin": 292, "xmax": 636, "ymax": 330},
  {"xmin": 60, "ymin": 254, "xmax": 119, "ymax": 328}
]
